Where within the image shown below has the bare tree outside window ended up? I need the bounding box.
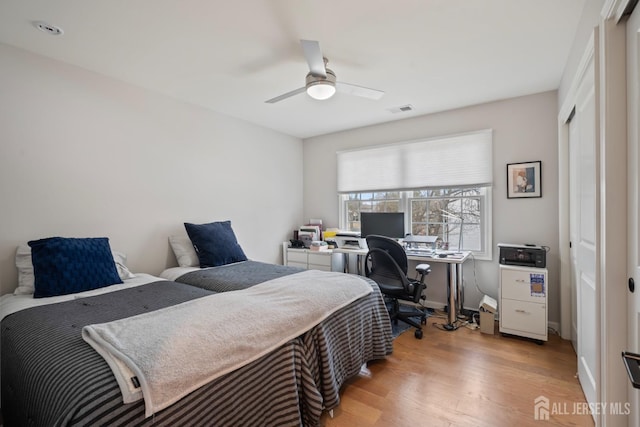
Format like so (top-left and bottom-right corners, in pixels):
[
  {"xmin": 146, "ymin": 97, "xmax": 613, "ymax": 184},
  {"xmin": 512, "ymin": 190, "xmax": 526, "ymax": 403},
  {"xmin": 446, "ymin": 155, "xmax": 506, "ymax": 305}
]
[
  {"xmin": 346, "ymin": 192, "xmax": 401, "ymax": 232},
  {"xmin": 344, "ymin": 188, "xmax": 483, "ymax": 252}
]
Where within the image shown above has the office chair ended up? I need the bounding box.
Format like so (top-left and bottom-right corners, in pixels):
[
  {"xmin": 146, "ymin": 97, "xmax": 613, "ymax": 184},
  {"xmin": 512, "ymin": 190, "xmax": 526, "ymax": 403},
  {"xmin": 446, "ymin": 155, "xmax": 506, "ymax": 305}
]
[{"xmin": 364, "ymin": 235, "xmax": 431, "ymax": 339}]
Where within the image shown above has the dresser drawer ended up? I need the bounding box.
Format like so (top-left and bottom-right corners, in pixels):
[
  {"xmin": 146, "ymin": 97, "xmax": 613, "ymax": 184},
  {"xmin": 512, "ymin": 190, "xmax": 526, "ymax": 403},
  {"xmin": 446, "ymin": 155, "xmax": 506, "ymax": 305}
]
[
  {"xmin": 287, "ymin": 261, "xmax": 307, "ymax": 269},
  {"xmin": 307, "ymin": 252, "xmax": 332, "ymax": 267},
  {"xmin": 287, "ymin": 250, "xmax": 308, "ymax": 264},
  {"xmin": 283, "ymin": 245, "xmax": 342, "ymax": 272},
  {"xmin": 500, "ymin": 299, "xmax": 547, "ymax": 336},
  {"xmin": 500, "ymin": 268, "xmax": 547, "ymax": 303}
]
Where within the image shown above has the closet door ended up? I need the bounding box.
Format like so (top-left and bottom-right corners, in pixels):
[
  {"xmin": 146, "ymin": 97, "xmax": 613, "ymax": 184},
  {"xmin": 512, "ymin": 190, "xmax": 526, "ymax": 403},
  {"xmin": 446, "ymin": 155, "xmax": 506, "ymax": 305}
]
[
  {"xmin": 569, "ymin": 52, "xmax": 598, "ymax": 412},
  {"xmin": 627, "ymin": 5, "xmax": 640, "ymax": 425}
]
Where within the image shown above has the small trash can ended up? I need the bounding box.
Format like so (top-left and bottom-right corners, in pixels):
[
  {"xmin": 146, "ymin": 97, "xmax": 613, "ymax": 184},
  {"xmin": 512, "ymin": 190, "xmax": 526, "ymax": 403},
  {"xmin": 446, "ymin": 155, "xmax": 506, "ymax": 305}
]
[{"xmin": 479, "ymin": 295, "xmax": 498, "ymax": 335}]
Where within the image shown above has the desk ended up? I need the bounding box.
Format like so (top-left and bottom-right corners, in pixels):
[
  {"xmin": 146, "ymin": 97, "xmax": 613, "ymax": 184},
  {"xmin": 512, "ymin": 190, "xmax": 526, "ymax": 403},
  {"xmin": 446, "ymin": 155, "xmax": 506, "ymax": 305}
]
[
  {"xmin": 332, "ymin": 247, "xmax": 368, "ymax": 275},
  {"xmin": 407, "ymin": 252, "xmax": 471, "ymax": 329},
  {"xmin": 335, "ymin": 247, "xmax": 471, "ymax": 329}
]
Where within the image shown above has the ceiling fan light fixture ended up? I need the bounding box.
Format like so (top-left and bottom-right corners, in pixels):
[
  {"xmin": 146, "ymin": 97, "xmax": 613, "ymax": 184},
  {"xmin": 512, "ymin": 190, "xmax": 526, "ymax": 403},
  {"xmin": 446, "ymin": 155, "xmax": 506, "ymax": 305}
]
[
  {"xmin": 305, "ymin": 69, "xmax": 337, "ymax": 100},
  {"xmin": 306, "ymin": 81, "xmax": 336, "ymax": 100}
]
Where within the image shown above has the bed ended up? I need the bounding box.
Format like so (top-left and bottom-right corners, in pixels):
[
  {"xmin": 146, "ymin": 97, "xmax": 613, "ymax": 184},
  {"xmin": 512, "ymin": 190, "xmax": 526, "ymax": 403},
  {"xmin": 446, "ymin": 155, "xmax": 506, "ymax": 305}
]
[{"xmin": 1, "ymin": 234, "xmax": 393, "ymax": 426}]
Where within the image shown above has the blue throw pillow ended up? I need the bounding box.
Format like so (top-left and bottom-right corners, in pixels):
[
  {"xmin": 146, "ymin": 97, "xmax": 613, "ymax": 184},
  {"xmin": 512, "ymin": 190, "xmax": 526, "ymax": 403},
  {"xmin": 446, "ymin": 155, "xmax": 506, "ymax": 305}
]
[
  {"xmin": 28, "ymin": 237, "xmax": 123, "ymax": 298},
  {"xmin": 184, "ymin": 221, "xmax": 248, "ymax": 268}
]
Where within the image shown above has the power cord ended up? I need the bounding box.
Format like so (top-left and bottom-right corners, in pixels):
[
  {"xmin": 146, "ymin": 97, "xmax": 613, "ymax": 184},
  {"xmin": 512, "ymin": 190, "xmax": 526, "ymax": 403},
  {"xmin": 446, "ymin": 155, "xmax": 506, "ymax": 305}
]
[
  {"xmin": 468, "ymin": 252, "xmax": 492, "ymax": 297},
  {"xmin": 412, "ymin": 254, "xmax": 495, "ymax": 328},
  {"xmin": 431, "ymin": 319, "xmax": 477, "ymax": 331},
  {"xmin": 432, "ymin": 322, "xmax": 459, "ymax": 331}
]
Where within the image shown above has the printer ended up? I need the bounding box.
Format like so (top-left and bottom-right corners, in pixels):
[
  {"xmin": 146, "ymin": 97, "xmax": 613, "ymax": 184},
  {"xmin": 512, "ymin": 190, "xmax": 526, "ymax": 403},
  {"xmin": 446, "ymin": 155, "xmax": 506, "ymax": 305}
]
[
  {"xmin": 333, "ymin": 231, "xmax": 367, "ymax": 250},
  {"xmin": 498, "ymin": 243, "xmax": 546, "ymax": 268},
  {"xmin": 298, "ymin": 225, "xmax": 321, "ymax": 248}
]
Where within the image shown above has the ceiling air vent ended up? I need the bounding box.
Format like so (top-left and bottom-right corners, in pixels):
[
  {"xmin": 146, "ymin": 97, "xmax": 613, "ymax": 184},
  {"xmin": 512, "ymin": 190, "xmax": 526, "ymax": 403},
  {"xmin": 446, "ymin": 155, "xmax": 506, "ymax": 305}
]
[
  {"xmin": 34, "ymin": 21, "xmax": 64, "ymax": 36},
  {"xmin": 388, "ymin": 104, "xmax": 414, "ymax": 114}
]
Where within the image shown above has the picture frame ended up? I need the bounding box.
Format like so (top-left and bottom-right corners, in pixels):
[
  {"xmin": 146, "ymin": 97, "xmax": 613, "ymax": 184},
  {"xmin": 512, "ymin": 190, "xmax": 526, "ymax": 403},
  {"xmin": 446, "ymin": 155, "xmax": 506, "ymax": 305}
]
[{"xmin": 507, "ymin": 161, "xmax": 542, "ymax": 199}]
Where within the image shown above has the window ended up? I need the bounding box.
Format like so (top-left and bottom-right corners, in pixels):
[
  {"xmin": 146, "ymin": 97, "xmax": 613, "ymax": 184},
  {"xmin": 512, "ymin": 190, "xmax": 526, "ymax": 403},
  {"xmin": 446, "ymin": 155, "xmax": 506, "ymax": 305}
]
[
  {"xmin": 336, "ymin": 129, "xmax": 493, "ymax": 259},
  {"xmin": 345, "ymin": 192, "xmax": 401, "ymax": 231},
  {"xmin": 340, "ymin": 187, "xmax": 492, "ymax": 258}
]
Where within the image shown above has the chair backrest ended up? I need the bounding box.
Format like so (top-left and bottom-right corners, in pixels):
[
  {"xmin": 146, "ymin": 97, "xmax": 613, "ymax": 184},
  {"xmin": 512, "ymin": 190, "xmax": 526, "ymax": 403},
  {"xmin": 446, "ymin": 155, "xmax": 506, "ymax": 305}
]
[
  {"xmin": 365, "ymin": 235, "xmax": 423, "ymax": 302},
  {"xmin": 365, "ymin": 235, "xmax": 408, "ymax": 274}
]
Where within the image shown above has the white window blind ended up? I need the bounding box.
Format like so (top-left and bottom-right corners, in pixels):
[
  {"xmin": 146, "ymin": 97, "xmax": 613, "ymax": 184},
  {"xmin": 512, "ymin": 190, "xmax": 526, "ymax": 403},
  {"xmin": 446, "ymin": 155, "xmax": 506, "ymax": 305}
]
[{"xmin": 337, "ymin": 129, "xmax": 493, "ymax": 193}]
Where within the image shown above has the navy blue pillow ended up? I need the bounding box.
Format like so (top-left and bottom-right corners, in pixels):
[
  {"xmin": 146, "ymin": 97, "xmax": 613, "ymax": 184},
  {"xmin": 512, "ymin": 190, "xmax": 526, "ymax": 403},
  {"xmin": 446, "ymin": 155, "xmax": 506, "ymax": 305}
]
[
  {"xmin": 184, "ymin": 221, "xmax": 248, "ymax": 268},
  {"xmin": 28, "ymin": 237, "xmax": 123, "ymax": 298}
]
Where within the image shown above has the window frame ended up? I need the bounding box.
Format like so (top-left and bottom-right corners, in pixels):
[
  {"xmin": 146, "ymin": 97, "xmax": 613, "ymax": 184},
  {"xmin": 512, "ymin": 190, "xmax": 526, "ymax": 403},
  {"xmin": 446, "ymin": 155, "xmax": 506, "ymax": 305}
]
[{"xmin": 339, "ymin": 187, "xmax": 492, "ymax": 260}]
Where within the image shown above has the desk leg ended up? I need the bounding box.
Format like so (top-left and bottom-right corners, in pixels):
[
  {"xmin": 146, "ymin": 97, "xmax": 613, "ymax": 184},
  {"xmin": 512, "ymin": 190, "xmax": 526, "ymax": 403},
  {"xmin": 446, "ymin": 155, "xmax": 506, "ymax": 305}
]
[
  {"xmin": 342, "ymin": 253, "xmax": 349, "ymax": 274},
  {"xmin": 456, "ymin": 263, "xmax": 464, "ymax": 318},
  {"xmin": 447, "ymin": 263, "xmax": 457, "ymax": 326}
]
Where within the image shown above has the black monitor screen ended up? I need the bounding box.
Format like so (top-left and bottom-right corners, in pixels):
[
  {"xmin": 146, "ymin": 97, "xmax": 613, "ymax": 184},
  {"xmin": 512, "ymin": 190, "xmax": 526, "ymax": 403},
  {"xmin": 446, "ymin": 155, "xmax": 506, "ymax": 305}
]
[{"xmin": 360, "ymin": 212, "xmax": 405, "ymax": 238}]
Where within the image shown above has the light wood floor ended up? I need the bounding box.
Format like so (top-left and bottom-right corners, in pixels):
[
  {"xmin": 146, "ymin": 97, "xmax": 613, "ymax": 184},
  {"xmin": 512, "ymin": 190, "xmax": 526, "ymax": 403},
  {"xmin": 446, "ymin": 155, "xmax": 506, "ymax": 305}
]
[{"xmin": 320, "ymin": 316, "xmax": 594, "ymax": 427}]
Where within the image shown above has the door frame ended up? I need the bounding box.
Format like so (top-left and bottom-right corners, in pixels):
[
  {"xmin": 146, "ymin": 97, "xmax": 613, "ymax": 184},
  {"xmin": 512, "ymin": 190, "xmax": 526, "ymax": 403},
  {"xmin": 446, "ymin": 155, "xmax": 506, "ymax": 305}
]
[{"xmin": 558, "ymin": 2, "xmax": 628, "ymax": 424}]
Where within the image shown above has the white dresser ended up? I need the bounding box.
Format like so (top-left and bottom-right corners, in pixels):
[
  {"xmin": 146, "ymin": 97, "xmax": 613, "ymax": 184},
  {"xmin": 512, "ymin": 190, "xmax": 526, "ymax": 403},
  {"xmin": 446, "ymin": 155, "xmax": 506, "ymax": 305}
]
[
  {"xmin": 282, "ymin": 243, "xmax": 343, "ymax": 272},
  {"xmin": 499, "ymin": 264, "xmax": 548, "ymax": 343}
]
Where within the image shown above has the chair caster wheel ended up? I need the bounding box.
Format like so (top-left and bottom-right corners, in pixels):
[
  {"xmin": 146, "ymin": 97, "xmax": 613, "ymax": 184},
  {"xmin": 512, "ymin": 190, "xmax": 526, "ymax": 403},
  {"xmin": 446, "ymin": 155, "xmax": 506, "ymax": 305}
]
[
  {"xmin": 421, "ymin": 317, "xmax": 427, "ymax": 325},
  {"xmin": 414, "ymin": 329, "xmax": 423, "ymax": 339}
]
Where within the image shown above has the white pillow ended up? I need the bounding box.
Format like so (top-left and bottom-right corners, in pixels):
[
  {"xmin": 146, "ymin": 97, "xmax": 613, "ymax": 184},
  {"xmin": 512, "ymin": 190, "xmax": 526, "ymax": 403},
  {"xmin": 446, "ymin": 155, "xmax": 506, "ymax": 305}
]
[
  {"xmin": 169, "ymin": 235, "xmax": 199, "ymax": 267},
  {"xmin": 14, "ymin": 245, "xmax": 35, "ymax": 295},
  {"xmin": 14, "ymin": 245, "xmax": 136, "ymax": 295},
  {"xmin": 111, "ymin": 250, "xmax": 137, "ymax": 280}
]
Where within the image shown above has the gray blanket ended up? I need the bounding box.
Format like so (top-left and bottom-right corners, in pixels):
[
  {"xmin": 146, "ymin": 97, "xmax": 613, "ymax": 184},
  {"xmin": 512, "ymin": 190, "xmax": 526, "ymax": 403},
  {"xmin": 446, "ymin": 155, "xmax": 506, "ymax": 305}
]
[{"xmin": 176, "ymin": 260, "xmax": 304, "ymax": 292}]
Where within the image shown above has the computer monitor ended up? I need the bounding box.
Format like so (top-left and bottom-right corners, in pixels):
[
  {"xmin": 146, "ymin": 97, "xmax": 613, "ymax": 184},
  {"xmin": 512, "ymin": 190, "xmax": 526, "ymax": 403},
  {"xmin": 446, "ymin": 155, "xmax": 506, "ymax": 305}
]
[{"xmin": 360, "ymin": 212, "xmax": 405, "ymax": 239}]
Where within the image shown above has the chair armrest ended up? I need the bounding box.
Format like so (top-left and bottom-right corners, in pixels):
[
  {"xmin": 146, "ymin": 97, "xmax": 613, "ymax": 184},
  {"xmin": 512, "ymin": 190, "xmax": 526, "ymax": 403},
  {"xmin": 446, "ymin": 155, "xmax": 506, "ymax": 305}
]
[{"xmin": 415, "ymin": 263, "xmax": 431, "ymax": 274}]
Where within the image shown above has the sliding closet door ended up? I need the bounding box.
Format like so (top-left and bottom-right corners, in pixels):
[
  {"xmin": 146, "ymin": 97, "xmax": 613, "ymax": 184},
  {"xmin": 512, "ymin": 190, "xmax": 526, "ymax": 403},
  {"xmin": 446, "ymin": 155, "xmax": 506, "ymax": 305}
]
[
  {"xmin": 627, "ymin": 4, "xmax": 640, "ymax": 424},
  {"xmin": 569, "ymin": 52, "xmax": 598, "ymax": 413}
]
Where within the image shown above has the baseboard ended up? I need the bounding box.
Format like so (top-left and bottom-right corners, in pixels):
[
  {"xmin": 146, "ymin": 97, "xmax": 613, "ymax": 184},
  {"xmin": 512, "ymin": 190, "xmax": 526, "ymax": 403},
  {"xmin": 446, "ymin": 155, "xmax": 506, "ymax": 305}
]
[
  {"xmin": 422, "ymin": 300, "xmax": 446, "ymax": 310},
  {"xmin": 417, "ymin": 300, "xmax": 560, "ymax": 335}
]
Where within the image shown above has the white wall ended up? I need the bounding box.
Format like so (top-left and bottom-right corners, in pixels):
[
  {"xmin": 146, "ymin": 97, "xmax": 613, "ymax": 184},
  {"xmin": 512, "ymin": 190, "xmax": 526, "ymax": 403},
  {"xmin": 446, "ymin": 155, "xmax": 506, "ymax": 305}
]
[
  {"xmin": 559, "ymin": 0, "xmax": 604, "ymax": 104},
  {"xmin": 0, "ymin": 43, "xmax": 303, "ymax": 296},
  {"xmin": 303, "ymin": 91, "xmax": 561, "ymax": 323}
]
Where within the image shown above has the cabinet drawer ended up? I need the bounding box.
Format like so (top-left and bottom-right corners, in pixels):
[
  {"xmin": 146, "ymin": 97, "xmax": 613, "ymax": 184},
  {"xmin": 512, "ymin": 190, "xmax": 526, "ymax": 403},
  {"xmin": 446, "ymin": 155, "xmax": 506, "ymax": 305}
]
[
  {"xmin": 287, "ymin": 250, "xmax": 308, "ymax": 263},
  {"xmin": 307, "ymin": 252, "xmax": 332, "ymax": 267},
  {"xmin": 308, "ymin": 264, "xmax": 332, "ymax": 272},
  {"xmin": 501, "ymin": 268, "xmax": 547, "ymax": 302},
  {"xmin": 500, "ymin": 299, "xmax": 547, "ymax": 336},
  {"xmin": 287, "ymin": 261, "xmax": 307, "ymax": 269}
]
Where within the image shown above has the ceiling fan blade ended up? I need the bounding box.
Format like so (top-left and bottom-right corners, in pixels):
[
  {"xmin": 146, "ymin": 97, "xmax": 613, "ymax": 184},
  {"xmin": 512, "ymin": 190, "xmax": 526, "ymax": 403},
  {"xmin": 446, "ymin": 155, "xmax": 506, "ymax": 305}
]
[
  {"xmin": 336, "ymin": 82, "xmax": 385, "ymax": 100},
  {"xmin": 300, "ymin": 40, "xmax": 326, "ymax": 78},
  {"xmin": 265, "ymin": 86, "xmax": 306, "ymax": 104}
]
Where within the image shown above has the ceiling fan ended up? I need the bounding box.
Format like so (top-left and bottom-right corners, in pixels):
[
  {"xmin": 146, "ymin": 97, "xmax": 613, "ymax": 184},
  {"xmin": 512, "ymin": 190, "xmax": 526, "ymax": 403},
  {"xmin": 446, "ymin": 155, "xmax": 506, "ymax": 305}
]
[{"xmin": 265, "ymin": 40, "xmax": 385, "ymax": 104}]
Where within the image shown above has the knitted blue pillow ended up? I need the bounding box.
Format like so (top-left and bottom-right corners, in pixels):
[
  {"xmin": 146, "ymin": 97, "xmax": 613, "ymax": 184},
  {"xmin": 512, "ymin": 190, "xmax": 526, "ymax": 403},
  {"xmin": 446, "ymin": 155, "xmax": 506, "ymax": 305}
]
[
  {"xmin": 184, "ymin": 221, "xmax": 247, "ymax": 268},
  {"xmin": 28, "ymin": 237, "xmax": 123, "ymax": 298}
]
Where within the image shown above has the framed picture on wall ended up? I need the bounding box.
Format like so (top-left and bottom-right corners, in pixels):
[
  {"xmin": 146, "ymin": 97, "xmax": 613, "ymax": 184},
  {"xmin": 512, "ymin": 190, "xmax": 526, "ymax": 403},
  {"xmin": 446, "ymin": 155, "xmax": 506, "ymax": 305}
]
[{"xmin": 507, "ymin": 161, "xmax": 542, "ymax": 198}]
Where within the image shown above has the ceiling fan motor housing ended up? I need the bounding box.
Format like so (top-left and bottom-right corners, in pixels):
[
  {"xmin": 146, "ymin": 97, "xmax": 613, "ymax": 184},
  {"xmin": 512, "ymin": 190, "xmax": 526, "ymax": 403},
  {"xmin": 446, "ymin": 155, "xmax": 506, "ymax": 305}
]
[{"xmin": 306, "ymin": 68, "xmax": 336, "ymax": 88}]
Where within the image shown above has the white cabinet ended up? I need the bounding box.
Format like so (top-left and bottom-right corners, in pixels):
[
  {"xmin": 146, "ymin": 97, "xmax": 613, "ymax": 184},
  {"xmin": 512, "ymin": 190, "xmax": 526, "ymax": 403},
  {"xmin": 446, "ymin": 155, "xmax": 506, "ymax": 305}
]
[
  {"xmin": 285, "ymin": 249, "xmax": 310, "ymax": 269},
  {"xmin": 499, "ymin": 265, "xmax": 548, "ymax": 342},
  {"xmin": 282, "ymin": 243, "xmax": 343, "ymax": 272}
]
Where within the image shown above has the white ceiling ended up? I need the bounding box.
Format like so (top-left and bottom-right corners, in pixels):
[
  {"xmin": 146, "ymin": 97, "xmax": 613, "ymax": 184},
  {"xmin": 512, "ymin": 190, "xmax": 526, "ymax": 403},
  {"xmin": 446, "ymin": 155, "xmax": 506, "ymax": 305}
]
[{"xmin": 0, "ymin": 0, "xmax": 586, "ymax": 139}]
